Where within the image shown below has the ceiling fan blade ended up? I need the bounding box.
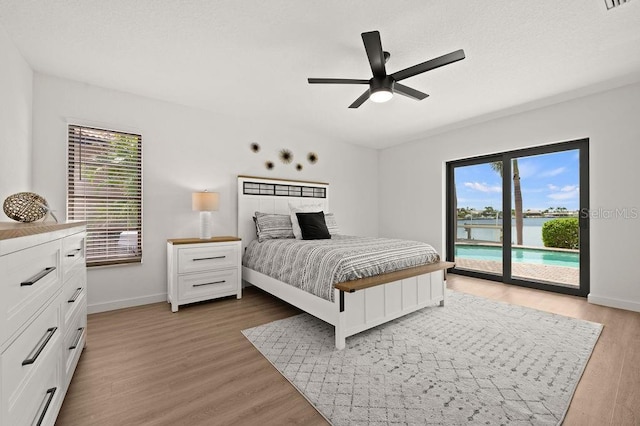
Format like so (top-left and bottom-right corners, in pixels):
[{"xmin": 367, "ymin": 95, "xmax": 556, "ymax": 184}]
[
  {"xmin": 362, "ymin": 31, "xmax": 386, "ymax": 78},
  {"xmin": 391, "ymin": 49, "xmax": 465, "ymax": 82},
  {"xmin": 348, "ymin": 90, "xmax": 371, "ymax": 109},
  {"xmin": 394, "ymin": 83, "xmax": 429, "ymax": 100},
  {"xmin": 308, "ymin": 78, "xmax": 369, "ymax": 84}
]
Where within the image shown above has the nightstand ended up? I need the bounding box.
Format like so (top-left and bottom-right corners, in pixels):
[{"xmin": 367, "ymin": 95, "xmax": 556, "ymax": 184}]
[{"xmin": 167, "ymin": 236, "xmax": 242, "ymax": 312}]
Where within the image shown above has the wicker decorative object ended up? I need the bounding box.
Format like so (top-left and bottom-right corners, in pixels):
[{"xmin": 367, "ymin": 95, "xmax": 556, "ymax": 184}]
[{"xmin": 3, "ymin": 192, "xmax": 50, "ymax": 223}]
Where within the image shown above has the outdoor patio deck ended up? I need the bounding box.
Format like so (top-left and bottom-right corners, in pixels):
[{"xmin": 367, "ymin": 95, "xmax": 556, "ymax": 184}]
[{"xmin": 455, "ymin": 257, "xmax": 579, "ymax": 287}]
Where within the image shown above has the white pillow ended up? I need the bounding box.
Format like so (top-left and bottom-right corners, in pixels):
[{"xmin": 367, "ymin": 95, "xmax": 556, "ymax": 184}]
[
  {"xmin": 289, "ymin": 202, "xmax": 323, "ymax": 239},
  {"xmin": 324, "ymin": 212, "xmax": 340, "ymax": 236}
]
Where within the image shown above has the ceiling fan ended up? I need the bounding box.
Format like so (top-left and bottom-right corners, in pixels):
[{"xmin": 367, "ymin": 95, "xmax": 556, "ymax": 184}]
[{"xmin": 308, "ymin": 30, "xmax": 465, "ymax": 108}]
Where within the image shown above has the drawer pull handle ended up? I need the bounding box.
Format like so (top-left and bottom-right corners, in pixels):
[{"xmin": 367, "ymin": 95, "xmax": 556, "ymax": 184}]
[
  {"xmin": 68, "ymin": 287, "xmax": 83, "ymax": 303},
  {"xmin": 66, "ymin": 248, "xmax": 82, "ymax": 257},
  {"xmin": 193, "ymin": 280, "xmax": 226, "ymax": 287},
  {"xmin": 193, "ymin": 255, "xmax": 226, "ymax": 261},
  {"xmin": 34, "ymin": 387, "xmax": 57, "ymax": 426},
  {"xmin": 22, "ymin": 327, "xmax": 57, "ymax": 366},
  {"xmin": 21, "ymin": 267, "xmax": 56, "ymax": 286},
  {"xmin": 69, "ymin": 327, "xmax": 85, "ymax": 350}
]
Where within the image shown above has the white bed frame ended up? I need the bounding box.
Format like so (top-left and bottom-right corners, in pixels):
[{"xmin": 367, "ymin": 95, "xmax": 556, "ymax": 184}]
[{"xmin": 237, "ymin": 175, "xmax": 449, "ymax": 349}]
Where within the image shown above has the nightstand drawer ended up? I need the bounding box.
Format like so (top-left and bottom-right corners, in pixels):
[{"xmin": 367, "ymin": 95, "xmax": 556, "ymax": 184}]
[
  {"xmin": 167, "ymin": 237, "xmax": 241, "ymax": 312},
  {"xmin": 177, "ymin": 244, "xmax": 239, "ymax": 273},
  {"xmin": 178, "ymin": 269, "xmax": 239, "ymax": 301}
]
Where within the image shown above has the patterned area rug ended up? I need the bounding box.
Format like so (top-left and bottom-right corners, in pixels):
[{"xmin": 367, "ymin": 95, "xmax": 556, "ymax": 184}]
[{"xmin": 242, "ymin": 290, "xmax": 602, "ymax": 425}]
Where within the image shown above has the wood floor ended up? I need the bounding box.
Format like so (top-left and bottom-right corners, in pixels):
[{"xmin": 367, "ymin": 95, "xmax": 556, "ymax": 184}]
[{"xmin": 56, "ymin": 275, "xmax": 640, "ymax": 425}]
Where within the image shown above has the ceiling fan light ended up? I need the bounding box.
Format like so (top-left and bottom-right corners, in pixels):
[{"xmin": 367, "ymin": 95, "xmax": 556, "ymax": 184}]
[{"xmin": 369, "ymin": 89, "xmax": 393, "ymax": 103}]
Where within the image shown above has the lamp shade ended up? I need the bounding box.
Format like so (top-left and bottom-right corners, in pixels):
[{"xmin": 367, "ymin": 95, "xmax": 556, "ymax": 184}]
[{"xmin": 192, "ymin": 192, "xmax": 219, "ymax": 211}]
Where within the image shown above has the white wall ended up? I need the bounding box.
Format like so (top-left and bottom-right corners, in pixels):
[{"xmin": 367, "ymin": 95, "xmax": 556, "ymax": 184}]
[
  {"xmin": 32, "ymin": 74, "xmax": 379, "ymax": 313},
  {"xmin": 379, "ymin": 81, "xmax": 640, "ymax": 312},
  {"xmin": 0, "ymin": 26, "xmax": 32, "ymax": 201},
  {"xmin": 21, "ymin": 58, "xmax": 640, "ymax": 314}
]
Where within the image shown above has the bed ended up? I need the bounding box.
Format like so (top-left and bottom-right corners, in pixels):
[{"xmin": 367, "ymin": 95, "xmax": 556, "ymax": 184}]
[{"xmin": 237, "ymin": 175, "xmax": 454, "ymax": 349}]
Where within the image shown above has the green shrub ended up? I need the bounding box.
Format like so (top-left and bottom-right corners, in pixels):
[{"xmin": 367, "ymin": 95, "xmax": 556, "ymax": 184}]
[{"xmin": 542, "ymin": 218, "xmax": 579, "ymax": 249}]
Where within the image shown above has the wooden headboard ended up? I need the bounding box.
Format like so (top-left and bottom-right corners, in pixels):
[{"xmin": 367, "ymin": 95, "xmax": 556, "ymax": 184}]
[{"xmin": 237, "ymin": 175, "xmax": 330, "ymax": 251}]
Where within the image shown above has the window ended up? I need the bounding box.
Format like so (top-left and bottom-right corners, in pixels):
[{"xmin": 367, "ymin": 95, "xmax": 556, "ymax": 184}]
[
  {"xmin": 446, "ymin": 138, "xmax": 589, "ymax": 297},
  {"xmin": 67, "ymin": 125, "xmax": 142, "ymax": 267}
]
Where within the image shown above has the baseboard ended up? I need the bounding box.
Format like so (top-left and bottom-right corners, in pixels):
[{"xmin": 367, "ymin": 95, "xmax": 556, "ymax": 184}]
[
  {"xmin": 588, "ymin": 293, "xmax": 640, "ymax": 313},
  {"xmin": 87, "ymin": 293, "xmax": 167, "ymax": 314}
]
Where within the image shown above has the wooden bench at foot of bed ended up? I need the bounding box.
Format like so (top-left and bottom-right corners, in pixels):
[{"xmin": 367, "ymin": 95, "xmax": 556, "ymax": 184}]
[
  {"xmin": 333, "ymin": 261, "xmax": 455, "ymax": 349},
  {"xmin": 334, "ymin": 261, "xmax": 455, "ymax": 293}
]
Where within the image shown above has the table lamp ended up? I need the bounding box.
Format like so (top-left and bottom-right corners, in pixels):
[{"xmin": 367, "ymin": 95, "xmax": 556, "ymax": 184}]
[{"xmin": 192, "ymin": 191, "xmax": 219, "ymax": 239}]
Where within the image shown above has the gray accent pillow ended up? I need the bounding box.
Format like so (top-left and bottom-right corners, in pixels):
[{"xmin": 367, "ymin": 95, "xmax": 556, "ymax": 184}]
[{"xmin": 254, "ymin": 212, "xmax": 295, "ymax": 242}]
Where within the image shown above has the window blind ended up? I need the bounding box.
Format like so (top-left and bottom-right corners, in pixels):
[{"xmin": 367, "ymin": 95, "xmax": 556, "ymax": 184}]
[{"xmin": 67, "ymin": 125, "xmax": 142, "ymax": 267}]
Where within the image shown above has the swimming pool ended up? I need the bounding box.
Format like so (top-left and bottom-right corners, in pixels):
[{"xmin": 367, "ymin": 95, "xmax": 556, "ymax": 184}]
[{"xmin": 455, "ymin": 244, "xmax": 579, "ymax": 268}]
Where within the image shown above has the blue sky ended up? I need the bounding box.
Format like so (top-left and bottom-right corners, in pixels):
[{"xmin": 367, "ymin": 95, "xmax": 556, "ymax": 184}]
[{"xmin": 455, "ymin": 150, "xmax": 580, "ymax": 211}]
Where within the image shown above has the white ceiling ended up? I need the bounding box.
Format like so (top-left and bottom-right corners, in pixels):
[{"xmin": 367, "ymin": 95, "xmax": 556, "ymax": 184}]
[{"xmin": 1, "ymin": 1, "xmax": 639, "ymax": 149}]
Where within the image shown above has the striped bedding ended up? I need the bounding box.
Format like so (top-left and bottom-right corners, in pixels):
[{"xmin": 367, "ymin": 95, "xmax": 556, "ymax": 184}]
[{"xmin": 242, "ymin": 235, "xmax": 440, "ymax": 302}]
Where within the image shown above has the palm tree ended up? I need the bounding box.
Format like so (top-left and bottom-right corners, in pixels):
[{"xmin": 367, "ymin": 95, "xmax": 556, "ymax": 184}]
[{"xmin": 490, "ymin": 160, "xmax": 523, "ymax": 245}]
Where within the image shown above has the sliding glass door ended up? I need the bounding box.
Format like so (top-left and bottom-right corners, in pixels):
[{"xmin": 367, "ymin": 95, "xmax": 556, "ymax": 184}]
[
  {"xmin": 449, "ymin": 159, "xmax": 504, "ymax": 277},
  {"xmin": 446, "ymin": 139, "xmax": 589, "ymax": 297}
]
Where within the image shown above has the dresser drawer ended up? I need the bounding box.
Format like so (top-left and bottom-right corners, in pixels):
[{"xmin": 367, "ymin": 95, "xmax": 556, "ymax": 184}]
[
  {"xmin": 0, "ymin": 240, "xmax": 61, "ymax": 345},
  {"xmin": 3, "ymin": 336, "xmax": 62, "ymax": 426},
  {"xmin": 1, "ymin": 299, "xmax": 61, "ymax": 422},
  {"xmin": 61, "ymin": 270, "xmax": 87, "ymax": 330},
  {"xmin": 177, "ymin": 244, "xmax": 239, "ymax": 273},
  {"xmin": 62, "ymin": 232, "xmax": 85, "ymax": 281},
  {"xmin": 63, "ymin": 304, "xmax": 87, "ymax": 384},
  {"xmin": 178, "ymin": 268, "xmax": 239, "ymax": 301}
]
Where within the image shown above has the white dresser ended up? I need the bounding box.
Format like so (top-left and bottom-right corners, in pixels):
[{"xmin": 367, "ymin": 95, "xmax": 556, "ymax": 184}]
[
  {"xmin": 0, "ymin": 222, "xmax": 87, "ymax": 426},
  {"xmin": 167, "ymin": 237, "xmax": 242, "ymax": 312}
]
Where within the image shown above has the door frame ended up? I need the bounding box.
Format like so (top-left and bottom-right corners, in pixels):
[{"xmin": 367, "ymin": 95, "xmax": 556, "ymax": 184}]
[{"xmin": 446, "ymin": 138, "xmax": 590, "ymax": 297}]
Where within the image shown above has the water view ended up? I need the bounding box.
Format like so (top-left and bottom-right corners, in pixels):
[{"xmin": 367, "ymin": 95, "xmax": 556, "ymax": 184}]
[{"xmin": 456, "ymin": 217, "xmax": 566, "ymax": 247}]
